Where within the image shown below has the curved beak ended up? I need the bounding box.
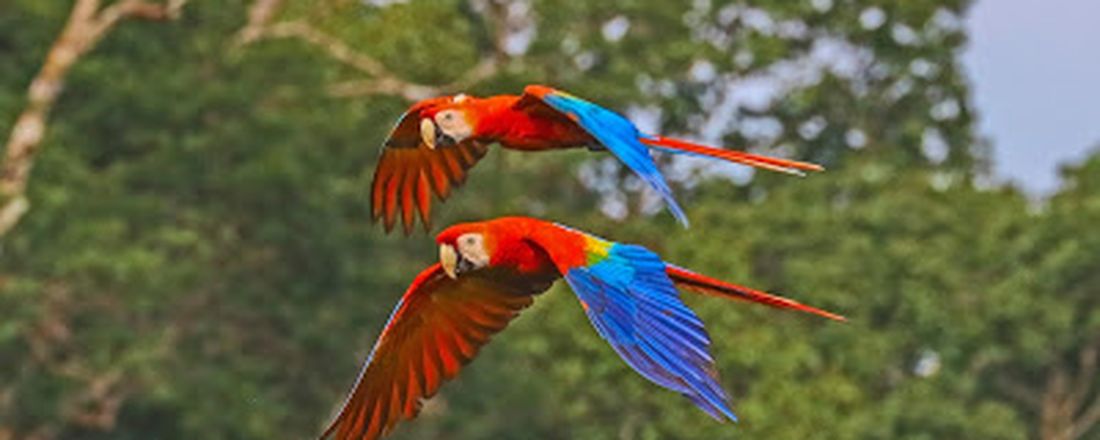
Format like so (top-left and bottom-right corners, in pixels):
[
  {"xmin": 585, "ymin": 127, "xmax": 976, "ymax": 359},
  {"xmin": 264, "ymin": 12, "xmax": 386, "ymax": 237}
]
[
  {"xmin": 440, "ymin": 244, "xmax": 458, "ymax": 279},
  {"xmin": 419, "ymin": 118, "xmax": 456, "ymax": 150},
  {"xmin": 420, "ymin": 118, "xmax": 437, "ymax": 150}
]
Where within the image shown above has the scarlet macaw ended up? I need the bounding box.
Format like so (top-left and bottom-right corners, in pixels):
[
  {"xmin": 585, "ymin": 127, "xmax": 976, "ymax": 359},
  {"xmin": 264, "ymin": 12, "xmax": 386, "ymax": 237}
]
[
  {"xmin": 371, "ymin": 85, "xmax": 823, "ymax": 234},
  {"xmin": 320, "ymin": 216, "xmax": 843, "ymax": 440}
]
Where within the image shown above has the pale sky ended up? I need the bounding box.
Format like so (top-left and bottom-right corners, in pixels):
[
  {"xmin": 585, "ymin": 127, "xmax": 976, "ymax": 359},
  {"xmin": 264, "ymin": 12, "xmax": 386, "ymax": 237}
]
[{"xmin": 963, "ymin": 0, "xmax": 1100, "ymax": 194}]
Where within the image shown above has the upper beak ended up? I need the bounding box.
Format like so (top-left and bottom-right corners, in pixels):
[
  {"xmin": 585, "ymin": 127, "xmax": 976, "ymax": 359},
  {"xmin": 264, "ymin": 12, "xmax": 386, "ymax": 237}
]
[
  {"xmin": 440, "ymin": 244, "xmax": 458, "ymax": 279},
  {"xmin": 420, "ymin": 119, "xmax": 437, "ymax": 150},
  {"xmin": 419, "ymin": 119, "xmax": 457, "ymax": 150}
]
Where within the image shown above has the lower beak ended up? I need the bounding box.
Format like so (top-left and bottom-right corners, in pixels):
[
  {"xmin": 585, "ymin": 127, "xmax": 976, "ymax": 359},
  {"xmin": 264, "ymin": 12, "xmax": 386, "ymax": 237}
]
[{"xmin": 435, "ymin": 124, "xmax": 456, "ymax": 147}]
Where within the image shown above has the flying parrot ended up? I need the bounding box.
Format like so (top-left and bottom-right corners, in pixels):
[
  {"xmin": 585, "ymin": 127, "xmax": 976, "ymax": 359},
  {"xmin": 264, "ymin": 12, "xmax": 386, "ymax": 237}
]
[
  {"xmin": 371, "ymin": 85, "xmax": 823, "ymax": 234},
  {"xmin": 320, "ymin": 216, "xmax": 844, "ymax": 440}
]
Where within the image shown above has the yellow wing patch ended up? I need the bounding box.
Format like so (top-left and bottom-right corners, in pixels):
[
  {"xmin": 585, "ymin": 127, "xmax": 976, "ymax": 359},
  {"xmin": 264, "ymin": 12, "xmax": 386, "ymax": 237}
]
[{"xmin": 583, "ymin": 235, "xmax": 614, "ymax": 266}]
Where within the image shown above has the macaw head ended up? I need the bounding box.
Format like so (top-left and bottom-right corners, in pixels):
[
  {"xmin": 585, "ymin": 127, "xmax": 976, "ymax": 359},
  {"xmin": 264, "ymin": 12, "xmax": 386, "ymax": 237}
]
[
  {"xmin": 436, "ymin": 217, "xmax": 556, "ymax": 279},
  {"xmin": 436, "ymin": 220, "xmax": 495, "ymax": 279},
  {"xmin": 415, "ymin": 94, "xmax": 479, "ymax": 150}
]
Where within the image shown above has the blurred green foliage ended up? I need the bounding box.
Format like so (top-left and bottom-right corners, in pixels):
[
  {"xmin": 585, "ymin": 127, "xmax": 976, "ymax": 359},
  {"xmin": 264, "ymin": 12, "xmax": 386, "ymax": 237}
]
[{"xmin": 0, "ymin": 0, "xmax": 1096, "ymax": 439}]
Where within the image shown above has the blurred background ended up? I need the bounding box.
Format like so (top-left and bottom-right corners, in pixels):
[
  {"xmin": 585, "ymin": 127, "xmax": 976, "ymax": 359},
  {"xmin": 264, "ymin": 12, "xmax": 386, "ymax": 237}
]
[{"xmin": 1, "ymin": 1, "xmax": 1097, "ymax": 439}]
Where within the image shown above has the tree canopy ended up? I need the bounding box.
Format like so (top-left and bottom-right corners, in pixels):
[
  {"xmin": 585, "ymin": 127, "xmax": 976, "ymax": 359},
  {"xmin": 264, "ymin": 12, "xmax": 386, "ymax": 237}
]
[{"xmin": 0, "ymin": 1, "xmax": 1096, "ymax": 439}]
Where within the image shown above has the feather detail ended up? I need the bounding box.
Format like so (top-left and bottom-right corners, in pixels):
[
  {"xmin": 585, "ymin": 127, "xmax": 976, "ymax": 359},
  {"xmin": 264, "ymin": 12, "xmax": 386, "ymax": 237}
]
[{"xmin": 667, "ymin": 265, "xmax": 846, "ymax": 321}]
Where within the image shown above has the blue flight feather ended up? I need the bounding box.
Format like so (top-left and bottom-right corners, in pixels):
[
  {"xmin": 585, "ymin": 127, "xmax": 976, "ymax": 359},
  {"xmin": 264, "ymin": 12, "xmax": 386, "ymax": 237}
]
[
  {"xmin": 563, "ymin": 243, "xmax": 737, "ymax": 422},
  {"xmin": 537, "ymin": 92, "xmax": 690, "ymax": 227}
]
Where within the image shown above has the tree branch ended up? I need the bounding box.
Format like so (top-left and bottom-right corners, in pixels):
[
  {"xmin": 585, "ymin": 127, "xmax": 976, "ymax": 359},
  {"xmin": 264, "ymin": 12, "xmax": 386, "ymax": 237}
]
[
  {"xmin": 0, "ymin": 0, "xmax": 188, "ymax": 238},
  {"xmin": 233, "ymin": 0, "xmax": 284, "ymax": 46},
  {"xmin": 1068, "ymin": 341, "xmax": 1100, "ymax": 440},
  {"xmin": 93, "ymin": 0, "xmax": 186, "ymax": 34},
  {"xmin": 1069, "ymin": 342, "xmax": 1097, "ymax": 407},
  {"xmin": 1074, "ymin": 395, "xmax": 1100, "ymax": 440},
  {"xmin": 234, "ymin": 0, "xmax": 508, "ymax": 101},
  {"xmin": 326, "ymin": 55, "xmax": 500, "ymax": 100},
  {"xmin": 250, "ymin": 20, "xmax": 395, "ymax": 80},
  {"xmin": 1034, "ymin": 340, "xmax": 1100, "ymax": 440}
]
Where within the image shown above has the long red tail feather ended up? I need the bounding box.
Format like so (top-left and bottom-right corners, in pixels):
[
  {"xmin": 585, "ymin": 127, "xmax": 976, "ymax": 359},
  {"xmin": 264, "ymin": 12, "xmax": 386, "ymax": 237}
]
[
  {"xmin": 640, "ymin": 135, "xmax": 824, "ymax": 176},
  {"xmin": 666, "ymin": 265, "xmax": 845, "ymax": 321}
]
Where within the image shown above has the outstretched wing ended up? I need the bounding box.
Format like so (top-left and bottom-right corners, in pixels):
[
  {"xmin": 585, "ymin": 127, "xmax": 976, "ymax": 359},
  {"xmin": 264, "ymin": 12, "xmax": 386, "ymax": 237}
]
[
  {"xmin": 517, "ymin": 85, "xmax": 688, "ymax": 226},
  {"xmin": 320, "ymin": 264, "xmax": 538, "ymax": 440},
  {"xmin": 371, "ymin": 105, "xmax": 490, "ymax": 234},
  {"xmin": 562, "ymin": 243, "xmax": 736, "ymax": 421}
]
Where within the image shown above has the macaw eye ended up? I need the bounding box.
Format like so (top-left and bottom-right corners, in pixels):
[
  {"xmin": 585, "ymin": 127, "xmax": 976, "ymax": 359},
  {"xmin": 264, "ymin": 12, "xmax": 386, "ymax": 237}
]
[
  {"xmin": 457, "ymin": 233, "xmax": 482, "ymax": 252},
  {"xmin": 432, "ymin": 110, "xmax": 473, "ymax": 142}
]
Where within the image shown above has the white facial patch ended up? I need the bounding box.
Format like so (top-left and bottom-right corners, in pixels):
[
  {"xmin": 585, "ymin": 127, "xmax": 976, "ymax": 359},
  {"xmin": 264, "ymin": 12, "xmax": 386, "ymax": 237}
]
[
  {"xmin": 455, "ymin": 233, "xmax": 490, "ymax": 270},
  {"xmin": 433, "ymin": 109, "xmax": 473, "ymax": 143}
]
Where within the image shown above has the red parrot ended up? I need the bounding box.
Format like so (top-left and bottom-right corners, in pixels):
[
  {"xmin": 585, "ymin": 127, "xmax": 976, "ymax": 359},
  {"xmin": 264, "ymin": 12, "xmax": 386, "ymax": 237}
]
[
  {"xmin": 320, "ymin": 216, "xmax": 844, "ymax": 440},
  {"xmin": 371, "ymin": 85, "xmax": 823, "ymax": 234}
]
